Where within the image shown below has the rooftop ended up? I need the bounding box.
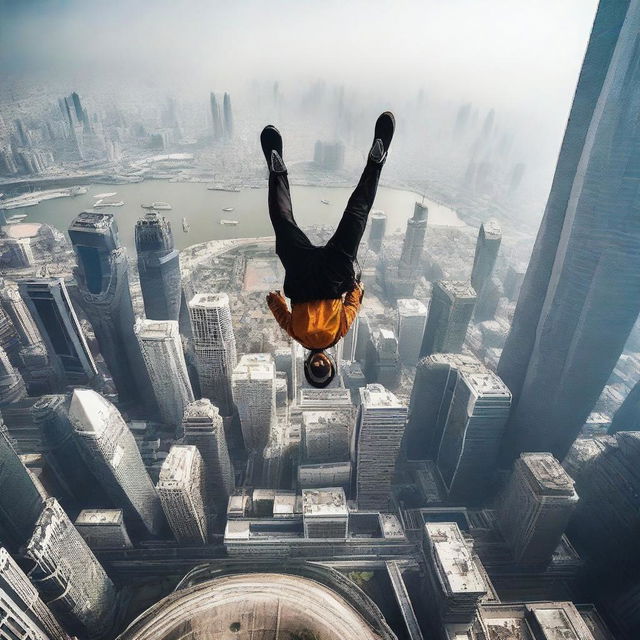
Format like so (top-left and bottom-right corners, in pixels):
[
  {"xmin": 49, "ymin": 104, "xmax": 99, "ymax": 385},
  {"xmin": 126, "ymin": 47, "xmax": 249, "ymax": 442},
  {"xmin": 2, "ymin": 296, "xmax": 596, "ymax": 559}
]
[
  {"xmin": 461, "ymin": 370, "xmax": 511, "ymax": 398},
  {"xmin": 520, "ymin": 453, "xmax": 576, "ymax": 496},
  {"xmin": 69, "ymin": 388, "xmax": 121, "ymax": 436},
  {"xmin": 302, "ymin": 488, "xmax": 348, "ymax": 517},
  {"xmin": 189, "ymin": 292, "xmax": 229, "ymax": 309},
  {"xmin": 482, "ymin": 219, "xmax": 502, "ymax": 239},
  {"xmin": 158, "ymin": 445, "xmax": 200, "ymax": 486},
  {"xmin": 70, "ymin": 210, "xmax": 114, "ymax": 229},
  {"xmin": 397, "ymin": 298, "xmax": 428, "ymax": 316},
  {"xmin": 75, "ymin": 509, "xmax": 124, "ymax": 526},
  {"xmin": 437, "ymin": 280, "xmax": 477, "ymax": 300},
  {"xmin": 360, "ymin": 384, "xmax": 405, "ymax": 409},
  {"xmin": 135, "ymin": 318, "xmax": 180, "ymax": 340}
]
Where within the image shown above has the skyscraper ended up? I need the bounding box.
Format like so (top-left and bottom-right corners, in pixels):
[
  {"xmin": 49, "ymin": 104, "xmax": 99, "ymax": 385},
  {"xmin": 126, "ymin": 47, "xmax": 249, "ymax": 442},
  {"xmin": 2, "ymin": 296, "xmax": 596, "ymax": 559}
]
[
  {"xmin": 420, "ymin": 281, "xmax": 476, "ymax": 357},
  {"xmin": 68, "ymin": 388, "xmax": 164, "ymax": 536},
  {"xmin": 0, "ymin": 420, "xmax": 44, "ymax": 551},
  {"xmin": 68, "ymin": 211, "xmax": 149, "ymax": 405},
  {"xmin": 232, "ymin": 353, "xmax": 276, "ymax": 452},
  {"xmin": 0, "ymin": 281, "xmax": 41, "ymax": 347},
  {"xmin": 135, "ymin": 318, "xmax": 194, "ymax": 428},
  {"xmin": 223, "ymin": 92, "xmax": 233, "ymax": 137},
  {"xmin": 405, "ymin": 353, "xmax": 485, "ymax": 460},
  {"xmin": 610, "ymin": 380, "xmax": 640, "ymax": 432},
  {"xmin": 24, "ymin": 498, "xmax": 116, "ymax": 637},
  {"xmin": 497, "ymin": 0, "xmax": 640, "ymax": 462},
  {"xmin": 396, "ymin": 298, "xmax": 428, "ymax": 365},
  {"xmin": 470, "ymin": 219, "xmax": 502, "ymax": 321},
  {"xmin": 181, "ymin": 398, "xmax": 234, "ymax": 518},
  {"xmin": 497, "ymin": 453, "xmax": 578, "ymax": 567},
  {"xmin": 0, "ymin": 346, "xmax": 26, "ymax": 406},
  {"xmin": 355, "ymin": 384, "xmax": 407, "ymax": 510},
  {"xmin": 0, "ymin": 547, "xmax": 69, "ymax": 640},
  {"xmin": 188, "ymin": 293, "xmax": 237, "ymax": 416},
  {"xmin": 135, "ymin": 211, "xmax": 181, "ymax": 322},
  {"xmin": 209, "ymin": 92, "xmax": 223, "ymax": 140},
  {"xmin": 436, "ymin": 368, "xmax": 511, "ymax": 503},
  {"xmin": 18, "ymin": 277, "xmax": 97, "ymax": 383},
  {"xmin": 365, "ymin": 328, "xmax": 401, "ymax": 389},
  {"xmin": 157, "ymin": 444, "xmax": 208, "ymax": 544},
  {"xmin": 398, "ymin": 202, "xmax": 428, "ymax": 278},
  {"xmin": 367, "ymin": 210, "xmax": 387, "ymax": 253}
]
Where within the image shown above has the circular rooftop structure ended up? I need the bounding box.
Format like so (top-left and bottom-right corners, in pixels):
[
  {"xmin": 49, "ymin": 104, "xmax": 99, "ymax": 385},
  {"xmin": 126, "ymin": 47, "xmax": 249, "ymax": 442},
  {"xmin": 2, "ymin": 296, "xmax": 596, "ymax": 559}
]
[{"xmin": 119, "ymin": 569, "xmax": 395, "ymax": 640}]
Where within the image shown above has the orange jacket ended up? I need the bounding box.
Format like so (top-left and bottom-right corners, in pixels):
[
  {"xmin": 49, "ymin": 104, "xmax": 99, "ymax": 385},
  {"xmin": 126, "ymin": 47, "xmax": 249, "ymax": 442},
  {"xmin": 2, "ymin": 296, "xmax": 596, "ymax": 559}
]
[{"xmin": 267, "ymin": 284, "xmax": 364, "ymax": 350}]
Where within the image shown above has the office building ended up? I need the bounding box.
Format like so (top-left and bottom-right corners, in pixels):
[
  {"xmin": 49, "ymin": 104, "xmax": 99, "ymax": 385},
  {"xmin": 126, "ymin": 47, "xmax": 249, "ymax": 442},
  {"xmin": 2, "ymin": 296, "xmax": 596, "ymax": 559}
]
[
  {"xmin": 232, "ymin": 353, "xmax": 276, "ymax": 451},
  {"xmin": 68, "ymin": 211, "xmax": 149, "ymax": 405},
  {"xmin": 3, "ymin": 238, "xmax": 33, "ymax": 268},
  {"xmin": 396, "ymin": 298, "xmax": 428, "ymax": 365},
  {"xmin": 420, "ymin": 281, "xmax": 476, "ymax": 357},
  {"xmin": 503, "ymin": 263, "xmax": 526, "ymax": 301},
  {"xmin": 497, "ymin": 0, "xmax": 640, "ymax": 462},
  {"xmin": 223, "ymin": 92, "xmax": 233, "ymax": 137},
  {"xmin": 470, "ymin": 219, "xmax": 502, "ymax": 318},
  {"xmin": 188, "ymin": 293, "xmax": 237, "ymax": 416},
  {"xmin": 68, "ymin": 388, "xmax": 164, "ymax": 536},
  {"xmin": 0, "ymin": 547, "xmax": 69, "ymax": 640},
  {"xmin": 297, "ymin": 388, "xmax": 353, "ymax": 412},
  {"xmin": 437, "ymin": 369, "xmax": 511, "ymax": 503},
  {"xmin": 0, "ymin": 420, "xmax": 44, "ymax": 551},
  {"xmin": 367, "ymin": 209, "xmax": 386, "ymax": 253},
  {"xmin": 355, "ymin": 384, "xmax": 407, "ymax": 510},
  {"xmin": 18, "ymin": 277, "xmax": 97, "ymax": 383},
  {"xmin": 182, "ymin": 399, "xmax": 234, "ymax": 517},
  {"xmin": 157, "ymin": 445, "xmax": 208, "ymax": 544},
  {"xmin": 398, "ymin": 201, "xmax": 428, "ymax": 278},
  {"xmin": 301, "ymin": 410, "xmax": 351, "ymax": 463},
  {"xmin": 423, "ymin": 522, "xmax": 486, "ymax": 625},
  {"xmin": 302, "ymin": 488, "xmax": 349, "ymax": 539},
  {"xmin": 25, "ymin": 498, "xmax": 116, "ymax": 637},
  {"xmin": 0, "ymin": 345, "xmax": 26, "ymax": 406},
  {"xmin": 0, "ymin": 304, "xmax": 21, "ymax": 366},
  {"xmin": 365, "ymin": 328, "xmax": 401, "ymax": 389},
  {"xmin": 135, "ymin": 318, "xmax": 194, "ymax": 428},
  {"xmin": 298, "ymin": 461, "xmax": 352, "ymax": 490},
  {"xmin": 497, "ymin": 453, "xmax": 578, "ymax": 567},
  {"xmin": 135, "ymin": 211, "xmax": 181, "ymax": 321},
  {"xmin": 405, "ymin": 353, "xmax": 486, "ymax": 460},
  {"xmin": 341, "ymin": 312, "xmax": 359, "ymax": 362},
  {"xmin": 0, "ymin": 281, "xmax": 41, "ymax": 348},
  {"xmin": 74, "ymin": 509, "xmax": 133, "ymax": 550},
  {"xmin": 209, "ymin": 92, "xmax": 223, "ymax": 140}
]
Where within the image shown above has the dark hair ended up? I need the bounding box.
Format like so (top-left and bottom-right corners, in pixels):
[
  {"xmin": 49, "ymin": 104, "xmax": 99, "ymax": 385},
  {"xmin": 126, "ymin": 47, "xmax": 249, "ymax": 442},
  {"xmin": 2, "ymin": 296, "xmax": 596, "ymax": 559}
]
[{"xmin": 304, "ymin": 351, "xmax": 336, "ymax": 389}]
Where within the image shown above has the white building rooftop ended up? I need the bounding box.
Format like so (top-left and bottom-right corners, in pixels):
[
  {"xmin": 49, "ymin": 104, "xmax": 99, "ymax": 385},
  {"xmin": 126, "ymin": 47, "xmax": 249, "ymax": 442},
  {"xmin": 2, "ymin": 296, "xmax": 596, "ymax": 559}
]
[{"xmin": 302, "ymin": 488, "xmax": 348, "ymax": 517}]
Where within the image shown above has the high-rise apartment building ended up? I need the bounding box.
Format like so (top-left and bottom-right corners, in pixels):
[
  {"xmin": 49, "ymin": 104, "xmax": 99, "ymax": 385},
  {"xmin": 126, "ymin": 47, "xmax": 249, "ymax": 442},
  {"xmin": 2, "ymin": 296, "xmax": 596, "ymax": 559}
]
[
  {"xmin": 398, "ymin": 202, "xmax": 428, "ymax": 278},
  {"xmin": 24, "ymin": 498, "xmax": 116, "ymax": 637},
  {"xmin": 355, "ymin": 384, "xmax": 407, "ymax": 510},
  {"xmin": 135, "ymin": 318, "xmax": 194, "ymax": 428},
  {"xmin": 497, "ymin": 453, "xmax": 578, "ymax": 567},
  {"xmin": 396, "ymin": 298, "xmax": 428, "ymax": 365},
  {"xmin": 157, "ymin": 444, "xmax": 208, "ymax": 544},
  {"xmin": 498, "ymin": 0, "xmax": 640, "ymax": 462},
  {"xmin": 135, "ymin": 211, "xmax": 181, "ymax": 322},
  {"xmin": 188, "ymin": 293, "xmax": 237, "ymax": 416},
  {"xmin": 232, "ymin": 353, "xmax": 275, "ymax": 451},
  {"xmin": 68, "ymin": 388, "xmax": 164, "ymax": 536},
  {"xmin": 368, "ymin": 210, "xmax": 387, "ymax": 253},
  {"xmin": 420, "ymin": 281, "xmax": 476, "ymax": 357}
]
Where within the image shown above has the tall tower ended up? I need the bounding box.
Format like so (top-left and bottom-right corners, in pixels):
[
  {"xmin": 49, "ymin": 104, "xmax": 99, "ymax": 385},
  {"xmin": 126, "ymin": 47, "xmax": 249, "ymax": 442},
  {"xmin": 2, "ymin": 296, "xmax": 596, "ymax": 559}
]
[
  {"xmin": 420, "ymin": 281, "xmax": 476, "ymax": 357},
  {"xmin": 367, "ymin": 210, "xmax": 387, "ymax": 253},
  {"xmin": 0, "ymin": 547, "xmax": 69, "ymax": 640},
  {"xmin": 135, "ymin": 319, "xmax": 194, "ymax": 429},
  {"xmin": 18, "ymin": 277, "xmax": 97, "ymax": 383},
  {"xmin": 68, "ymin": 211, "xmax": 150, "ymax": 406},
  {"xmin": 157, "ymin": 444, "xmax": 208, "ymax": 544},
  {"xmin": 24, "ymin": 498, "xmax": 116, "ymax": 637},
  {"xmin": 68, "ymin": 388, "xmax": 164, "ymax": 536},
  {"xmin": 470, "ymin": 219, "xmax": 502, "ymax": 321},
  {"xmin": 497, "ymin": 453, "xmax": 578, "ymax": 567},
  {"xmin": 436, "ymin": 369, "xmax": 511, "ymax": 503},
  {"xmin": 223, "ymin": 92, "xmax": 233, "ymax": 137},
  {"xmin": 135, "ymin": 211, "xmax": 181, "ymax": 322},
  {"xmin": 188, "ymin": 293, "xmax": 237, "ymax": 416},
  {"xmin": 0, "ymin": 420, "xmax": 44, "ymax": 551},
  {"xmin": 231, "ymin": 353, "xmax": 276, "ymax": 452},
  {"xmin": 497, "ymin": 0, "xmax": 640, "ymax": 462},
  {"xmin": 355, "ymin": 384, "xmax": 407, "ymax": 510},
  {"xmin": 0, "ymin": 346, "xmax": 26, "ymax": 406},
  {"xmin": 396, "ymin": 298, "xmax": 428, "ymax": 365},
  {"xmin": 209, "ymin": 92, "xmax": 223, "ymax": 140},
  {"xmin": 398, "ymin": 202, "xmax": 428, "ymax": 278},
  {"xmin": 181, "ymin": 399, "xmax": 234, "ymax": 518}
]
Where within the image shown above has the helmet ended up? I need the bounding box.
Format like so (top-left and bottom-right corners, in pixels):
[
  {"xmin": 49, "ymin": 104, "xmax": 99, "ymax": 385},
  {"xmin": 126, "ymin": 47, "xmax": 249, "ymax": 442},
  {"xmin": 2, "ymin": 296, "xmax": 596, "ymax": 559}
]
[{"xmin": 303, "ymin": 350, "xmax": 336, "ymax": 389}]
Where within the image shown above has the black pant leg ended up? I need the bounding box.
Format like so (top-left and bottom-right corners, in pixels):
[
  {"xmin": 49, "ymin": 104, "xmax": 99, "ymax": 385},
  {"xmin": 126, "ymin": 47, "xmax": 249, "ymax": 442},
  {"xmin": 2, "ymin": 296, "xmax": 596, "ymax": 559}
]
[{"xmin": 326, "ymin": 160, "xmax": 382, "ymax": 260}]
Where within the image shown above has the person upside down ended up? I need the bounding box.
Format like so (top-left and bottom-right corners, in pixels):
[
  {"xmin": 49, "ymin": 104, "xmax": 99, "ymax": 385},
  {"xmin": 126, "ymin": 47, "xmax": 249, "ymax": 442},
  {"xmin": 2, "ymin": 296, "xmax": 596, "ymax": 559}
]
[{"xmin": 261, "ymin": 111, "xmax": 395, "ymax": 388}]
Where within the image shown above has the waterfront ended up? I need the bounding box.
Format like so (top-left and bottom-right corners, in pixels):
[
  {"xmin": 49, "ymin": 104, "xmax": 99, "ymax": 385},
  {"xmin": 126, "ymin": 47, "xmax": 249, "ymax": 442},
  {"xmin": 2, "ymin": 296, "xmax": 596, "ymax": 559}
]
[{"xmin": 2, "ymin": 181, "xmax": 465, "ymax": 253}]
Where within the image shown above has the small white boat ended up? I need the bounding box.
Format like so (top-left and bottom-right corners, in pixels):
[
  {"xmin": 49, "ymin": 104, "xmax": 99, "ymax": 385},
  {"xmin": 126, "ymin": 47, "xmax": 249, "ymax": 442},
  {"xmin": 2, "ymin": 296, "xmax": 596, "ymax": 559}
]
[
  {"xmin": 321, "ymin": 199, "xmax": 330, "ymax": 205},
  {"xmin": 222, "ymin": 207, "xmax": 234, "ymax": 212},
  {"xmin": 152, "ymin": 201, "xmax": 172, "ymax": 210},
  {"xmin": 220, "ymin": 219, "xmax": 239, "ymax": 226},
  {"xmin": 6, "ymin": 214, "xmax": 28, "ymax": 222},
  {"xmin": 94, "ymin": 192, "xmax": 117, "ymax": 199},
  {"xmin": 94, "ymin": 199, "xmax": 124, "ymax": 208}
]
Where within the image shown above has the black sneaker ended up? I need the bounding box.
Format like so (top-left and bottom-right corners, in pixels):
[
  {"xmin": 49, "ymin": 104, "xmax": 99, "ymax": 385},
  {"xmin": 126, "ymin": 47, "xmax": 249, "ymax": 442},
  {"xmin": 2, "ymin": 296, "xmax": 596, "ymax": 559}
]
[
  {"xmin": 260, "ymin": 125, "xmax": 286, "ymax": 173},
  {"xmin": 369, "ymin": 111, "xmax": 395, "ymax": 164}
]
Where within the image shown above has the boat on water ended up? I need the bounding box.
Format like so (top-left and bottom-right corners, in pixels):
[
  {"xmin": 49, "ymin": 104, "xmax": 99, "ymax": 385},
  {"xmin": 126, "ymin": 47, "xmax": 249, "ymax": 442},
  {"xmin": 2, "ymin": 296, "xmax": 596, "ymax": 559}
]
[
  {"xmin": 94, "ymin": 192, "xmax": 117, "ymax": 199},
  {"xmin": 222, "ymin": 207, "xmax": 234, "ymax": 212},
  {"xmin": 94, "ymin": 199, "xmax": 124, "ymax": 208},
  {"xmin": 182, "ymin": 217, "xmax": 190, "ymax": 233},
  {"xmin": 152, "ymin": 202, "xmax": 172, "ymax": 210},
  {"xmin": 321, "ymin": 199, "xmax": 330, "ymax": 205},
  {"xmin": 220, "ymin": 219, "xmax": 239, "ymax": 226},
  {"xmin": 207, "ymin": 185, "xmax": 241, "ymax": 192},
  {"xmin": 6, "ymin": 214, "xmax": 28, "ymax": 222},
  {"xmin": 70, "ymin": 186, "xmax": 88, "ymax": 196}
]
